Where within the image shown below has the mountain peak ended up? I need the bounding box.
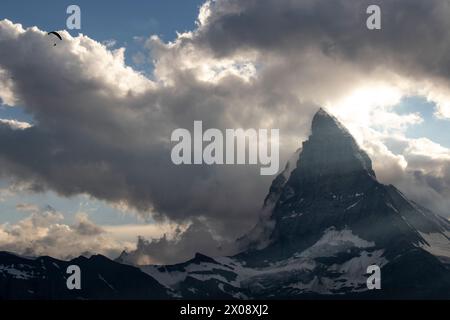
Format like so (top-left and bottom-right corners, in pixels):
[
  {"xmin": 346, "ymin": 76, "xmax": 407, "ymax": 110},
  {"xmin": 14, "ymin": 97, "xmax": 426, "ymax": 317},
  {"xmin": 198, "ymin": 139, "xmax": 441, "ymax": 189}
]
[
  {"xmin": 315, "ymin": 107, "xmax": 330, "ymax": 116},
  {"xmin": 246, "ymin": 108, "xmax": 450, "ymax": 281},
  {"xmin": 311, "ymin": 107, "xmax": 352, "ymax": 139},
  {"xmin": 261, "ymin": 108, "xmax": 376, "ymax": 213},
  {"xmin": 291, "ymin": 108, "xmax": 376, "ymax": 183}
]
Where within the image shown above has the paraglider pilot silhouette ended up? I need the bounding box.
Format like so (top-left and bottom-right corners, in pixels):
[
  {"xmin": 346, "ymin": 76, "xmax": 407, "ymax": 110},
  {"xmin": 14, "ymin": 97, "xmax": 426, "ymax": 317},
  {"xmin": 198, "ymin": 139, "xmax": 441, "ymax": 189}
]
[{"xmin": 48, "ymin": 31, "xmax": 62, "ymax": 46}]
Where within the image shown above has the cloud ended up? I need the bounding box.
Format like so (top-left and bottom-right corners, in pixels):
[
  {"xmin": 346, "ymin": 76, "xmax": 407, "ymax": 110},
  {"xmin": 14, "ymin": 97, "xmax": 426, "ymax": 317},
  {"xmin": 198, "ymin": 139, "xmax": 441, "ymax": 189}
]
[
  {"xmin": 102, "ymin": 39, "xmax": 117, "ymax": 49},
  {"xmin": 0, "ymin": 187, "xmax": 14, "ymax": 203},
  {"xmin": 0, "ymin": 0, "xmax": 450, "ymax": 263},
  {"xmin": 15, "ymin": 202, "xmax": 40, "ymax": 213},
  {"xmin": 0, "ymin": 181, "xmax": 35, "ymax": 203},
  {"xmin": 119, "ymin": 218, "xmax": 236, "ymax": 265},
  {"xmin": 0, "ymin": 67, "xmax": 17, "ymax": 106},
  {"xmin": 72, "ymin": 212, "xmax": 105, "ymax": 236},
  {"xmin": 376, "ymin": 135, "xmax": 450, "ymax": 216},
  {"xmin": 184, "ymin": 0, "xmax": 450, "ymax": 119},
  {"xmin": 0, "ymin": 206, "xmax": 129, "ymax": 259},
  {"xmin": 103, "ymin": 223, "xmax": 183, "ymax": 243},
  {"xmin": 0, "ymin": 203, "xmax": 238, "ymax": 265},
  {"xmin": 0, "ymin": 118, "xmax": 32, "ymax": 130},
  {"xmin": 192, "ymin": 0, "xmax": 450, "ymax": 80}
]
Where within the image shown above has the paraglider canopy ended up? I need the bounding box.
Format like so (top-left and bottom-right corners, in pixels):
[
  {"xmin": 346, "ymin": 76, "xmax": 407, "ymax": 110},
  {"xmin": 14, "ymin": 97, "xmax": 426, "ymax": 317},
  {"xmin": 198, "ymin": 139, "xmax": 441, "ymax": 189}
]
[{"xmin": 47, "ymin": 31, "xmax": 62, "ymax": 46}]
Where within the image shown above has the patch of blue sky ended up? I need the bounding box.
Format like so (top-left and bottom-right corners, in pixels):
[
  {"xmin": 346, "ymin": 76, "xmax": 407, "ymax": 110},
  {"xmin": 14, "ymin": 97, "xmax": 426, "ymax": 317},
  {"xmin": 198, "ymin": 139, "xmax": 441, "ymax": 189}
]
[
  {"xmin": 393, "ymin": 96, "xmax": 450, "ymax": 148},
  {"xmin": 0, "ymin": 0, "xmax": 205, "ymax": 71},
  {"xmin": 0, "ymin": 187, "xmax": 151, "ymax": 226},
  {"xmin": 0, "ymin": 104, "xmax": 34, "ymax": 124}
]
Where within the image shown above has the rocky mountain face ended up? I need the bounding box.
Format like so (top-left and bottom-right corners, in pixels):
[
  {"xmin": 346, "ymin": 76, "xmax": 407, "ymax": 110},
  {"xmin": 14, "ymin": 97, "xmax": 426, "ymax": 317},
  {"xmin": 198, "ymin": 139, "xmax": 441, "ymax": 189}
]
[
  {"xmin": 0, "ymin": 252, "xmax": 173, "ymax": 299},
  {"xmin": 1, "ymin": 108, "xmax": 449, "ymax": 299}
]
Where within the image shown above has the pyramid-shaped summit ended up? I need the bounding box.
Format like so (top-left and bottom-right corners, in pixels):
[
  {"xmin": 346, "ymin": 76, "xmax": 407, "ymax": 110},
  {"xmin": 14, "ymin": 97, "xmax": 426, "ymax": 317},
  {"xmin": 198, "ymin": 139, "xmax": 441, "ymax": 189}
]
[
  {"xmin": 298, "ymin": 108, "xmax": 376, "ymax": 180},
  {"xmin": 260, "ymin": 108, "xmax": 449, "ymax": 247},
  {"xmin": 311, "ymin": 107, "xmax": 351, "ymax": 136}
]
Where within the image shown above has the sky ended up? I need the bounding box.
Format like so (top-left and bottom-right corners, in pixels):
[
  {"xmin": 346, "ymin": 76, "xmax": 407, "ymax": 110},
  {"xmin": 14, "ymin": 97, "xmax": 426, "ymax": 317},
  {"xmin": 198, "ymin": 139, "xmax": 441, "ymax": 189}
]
[{"xmin": 0, "ymin": 0, "xmax": 449, "ymax": 264}]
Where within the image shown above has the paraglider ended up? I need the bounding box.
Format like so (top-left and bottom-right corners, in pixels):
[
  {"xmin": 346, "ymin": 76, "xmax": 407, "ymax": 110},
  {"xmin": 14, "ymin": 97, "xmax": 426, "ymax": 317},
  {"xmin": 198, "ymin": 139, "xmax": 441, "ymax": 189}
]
[{"xmin": 47, "ymin": 31, "xmax": 62, "ymax": 46}]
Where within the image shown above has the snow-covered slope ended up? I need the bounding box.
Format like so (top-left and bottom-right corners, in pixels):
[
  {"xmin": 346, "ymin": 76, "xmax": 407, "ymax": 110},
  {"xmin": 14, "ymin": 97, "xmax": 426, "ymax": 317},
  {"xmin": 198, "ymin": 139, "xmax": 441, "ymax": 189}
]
[{"xmin": 141, "ymin": 227, "xmax": 391, "ymax": 298}]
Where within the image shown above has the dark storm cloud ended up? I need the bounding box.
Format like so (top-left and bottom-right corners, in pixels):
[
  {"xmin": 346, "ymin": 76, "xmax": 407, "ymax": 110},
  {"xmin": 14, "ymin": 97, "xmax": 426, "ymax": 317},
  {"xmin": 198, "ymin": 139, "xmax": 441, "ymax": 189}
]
[{"xmin": 194, "ymin": 0, "xmax": 450, "ymax": 80}]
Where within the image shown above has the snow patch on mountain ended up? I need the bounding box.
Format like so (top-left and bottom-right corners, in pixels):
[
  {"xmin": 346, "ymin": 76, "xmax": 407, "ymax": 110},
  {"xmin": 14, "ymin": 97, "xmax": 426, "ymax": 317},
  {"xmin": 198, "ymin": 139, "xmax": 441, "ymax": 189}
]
[
  {"xmin": 142, "ymin": 229, "xmax": 382, "ymax": 296},
  {"xmin": 329, "ymin": 250, "xmax": 387, "ymax": 291},
  {"xmin": 142, "ymin": 260, "xmax": 239, "ymax": 288},
  {"xmin": 298, "ymin": 227, "xmax": 375, "ymax": 259},
  {"xmin": 0, "ymin": 265, "xmax": 36, "ymax": 279},
  {"xmin": 419, "ymin": 231, "xmax": 450, "ymax": 259}
]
